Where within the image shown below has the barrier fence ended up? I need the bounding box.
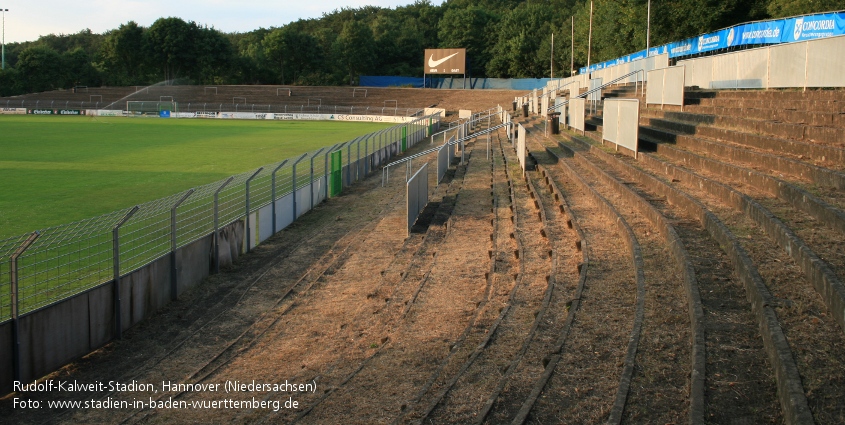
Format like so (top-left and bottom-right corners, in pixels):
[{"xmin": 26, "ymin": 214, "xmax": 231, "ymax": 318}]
[
  {"xmin": 678, "ymin": 34, "xmax": 845, "ymax": 89},
  {"xmin": 0, "ymin": 100, "xmax": 424, "ymax": 118},
  {"xmin": 646, "ymin": 66, "xmax": 686, "ymax": 107},
  {"xmin": 0, "ymin": 113, "xmax": 440, "ymax": 392},
  {"xmin": 602, "ymin": 99, "xmax": 640, "ymax": 157}
]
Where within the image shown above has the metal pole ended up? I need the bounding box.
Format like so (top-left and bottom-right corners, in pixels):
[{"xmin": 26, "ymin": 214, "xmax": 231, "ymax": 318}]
[
  {"xmin": 646, "ymin": 0, "xmax": 651, "ymax": 54},
  {"xmin": 325, "ymin": 143, "xmax": 340, "ymax": 200},
  {"xmin": 10, "ymin": 231, "xmax": 39, "ymax": 382},
  {"xmin": 551, "ymin": 32, "xmax": 554, "ymax": 79},
  {"xmin": 588, "ymin": 1, "xmax": 593, "ymax": 73},
  {"xmin": 571, "ymin": 16, "xmax": 575, "ymax": 77},
  {"xmin": 271, "ymin": 160, "xmax": 289, "ymax": 235},
  {"xmin": 292, "ymin": 153, "xmax": 308, "ymax": 219},
  {"xmin": 310, "ymin": 148, "xmax": 325, "ymax": 210},
  {"xmin": 1, "ymin": 9, "xmax": 7, "ymax": 70},
  {"xmin": 245, "ymin": 167, "xmax": 264, "ymax": 253},
  {"xmin": 113, "ymin": 206, "xmax": 139, "ymax": 340},
  {"xmin": 170, "ymin": 189, "xmax": 194, "ymax": 301},
  {"xmin": 214, "ymin": 177, "xmax": 235, "ymax": 274}
]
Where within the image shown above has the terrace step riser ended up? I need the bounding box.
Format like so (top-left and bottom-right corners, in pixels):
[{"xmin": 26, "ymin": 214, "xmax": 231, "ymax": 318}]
[
  {"xmin": 642, "ymin": 110, "xmax": 845, "ymax": 144},
  {"xmin": 675, "ymin": 105, "xmax": 844, "ymax": 128},
  {"xmin": 685, "ymin": 97, "xmax": 845, "ymax": 113},
  {"xmin": 642, "ymin": 118, "xmax": 845, "ymax": 163}
]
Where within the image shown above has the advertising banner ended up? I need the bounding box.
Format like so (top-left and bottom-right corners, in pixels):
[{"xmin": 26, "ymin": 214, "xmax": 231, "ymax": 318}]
[
  {"xmin": 91, "ymin": 110, "xmax": 123, "ymax": 117},
  {"xmin": 274, "ymin": 113, "xmax": 414, "ymax": 123},
  {"xmin": 0, "ymin": 108, "xmax": 26, "ymax": 115},
  {"xmin": 424, "ymin": 48, "xmax": 466, "ymax": 74},
  {"xmin": 783, "ymin": 12, "xmax": 845, "ymax": 42},
  {"xmin": 730, "ymin": 20, "xmax": 785, "ymax": 46},
  {"xmin": 27, "ymin": 109, "xmax": 85, "ymax": 115}
]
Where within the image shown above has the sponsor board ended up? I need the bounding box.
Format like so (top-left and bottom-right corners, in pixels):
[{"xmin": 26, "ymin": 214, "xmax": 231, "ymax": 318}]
[
  {"xmin": 424, "ymin": 48, "xmax": 466, "ymax": 74},
  {"xmin": 193, "ymin": 111, "xmax": 219, "ymax": 118},
  {"xmin": 220, "ymin": 112, "xmax": 270, "ymax": 120},
  {"xmin": 27, "ymin": 109, "xmax": 86, "ymax": 115},
  {"xmin": 784, "ymin": 13, "xmax": 845, "ymax": 42},
  {"xmin": 273, "ymin": 113, "xmax": 414, "ymax": 123},
  {"xmin": 0, "ymin": 108, "xmax": 26, "ymax": 115},
  {"xmin": 90, "ymin": 110, "xmax": 123, "ymax": 117}
]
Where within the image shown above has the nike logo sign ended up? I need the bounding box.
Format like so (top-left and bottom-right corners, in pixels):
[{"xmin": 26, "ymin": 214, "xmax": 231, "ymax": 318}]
[{"xmin": 428, "ymin": 53, "xmax": 460, "ymax": 68}]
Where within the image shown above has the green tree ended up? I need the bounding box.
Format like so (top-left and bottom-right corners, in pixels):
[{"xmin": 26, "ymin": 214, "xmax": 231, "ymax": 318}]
[
  {"xmin": 438, "ymin": 6, "xmax": 498, "ymax": 77},
  {"xmin": 98, "ymin": 21, "xmax": 146, "ymax": 85},
  {"xmin": 15, "ymin": 45, "xmax": 63, "ymax": 92},
  {"xmin": 767, "ymin": 0, "xmax": 842, "ymax": 18},
  {"xmin": 144, "ymin": 17, "xmax": 200, "ymax": 82},
  {"xmin": 332, "ymin": 20, "xmax": 377, "ymax": 85}
]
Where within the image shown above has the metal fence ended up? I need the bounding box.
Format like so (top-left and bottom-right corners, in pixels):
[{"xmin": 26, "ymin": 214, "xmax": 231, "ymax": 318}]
[
  {"xmin": 0, "ymin": 114, "xmax": 439, "ymax": 324},
  {"xmin": 0, "ymin": 99, "xmax": 424, "ymax": 117}
]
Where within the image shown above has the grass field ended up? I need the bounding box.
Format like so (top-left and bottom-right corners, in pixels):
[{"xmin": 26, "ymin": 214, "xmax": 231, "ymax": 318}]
[{"xmin": 0, "ymin": 115, "xmax": 391, "ymax": 238}]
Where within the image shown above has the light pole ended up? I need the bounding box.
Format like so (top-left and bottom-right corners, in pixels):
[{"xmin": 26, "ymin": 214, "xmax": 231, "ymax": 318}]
[
  {"xmin": 646, "ymin": 0, "xmax": 651, "ymax": 55},
  {"xmin": 2, "ymin": 8, "xmax": 7, "ymax": 70}
]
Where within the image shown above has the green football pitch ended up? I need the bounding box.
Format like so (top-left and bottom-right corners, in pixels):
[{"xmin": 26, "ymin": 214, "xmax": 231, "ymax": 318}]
[{"xmin": 0, "ymin": 115, "xmax": 392, "ymax": 238}]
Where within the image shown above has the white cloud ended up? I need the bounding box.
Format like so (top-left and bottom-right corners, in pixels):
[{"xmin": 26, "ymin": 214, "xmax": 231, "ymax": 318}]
[{"xmin": 1, "ymin": 0, "xmax": 446, "ymax": 43}]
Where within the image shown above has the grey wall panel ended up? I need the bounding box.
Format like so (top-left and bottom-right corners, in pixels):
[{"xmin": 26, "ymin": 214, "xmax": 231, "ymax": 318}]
[
  {"xmin": 769, "ymin": 42, "xmax": 806, "ymax": 88},
  {"xmin": 87, "ymin": 283, "xmax": 114, "ymax": 349},
  {"xmin": 295, "ymin": 185, "xmax": 310, "ymax": 218},
  {"xmin": 275, "ymin": 194, "xmax": 294, "ymax": 231},
  {"xmin": 18, "ymin": 293, "xmax": 90, "ymax": 384},
  {"xmin": 663, "ymin": 66, "xmax": 686, "ymax": 106},
  {"xmin": 126, "ymin": 255, "xmax": 170, "ymax": 327},
  {"xmin": 646, "ymin": 69, "xmax": 665, "ymax": 105},
  {"xmin": 569, "ymin": 98, "xmax": 585, "ymax": 132},
  {"xmin": 312, "ymin": 177, "xmax": 327, "ymax": 206},
  {"xmin": 807, "ymin": 36, "xmax": 845, "ymax": 87},
  {"xmin": 0, "ymin": 322, "xmax": 13, "ymax": 393},
  {"xmin": 603, "ymin": 99, "xmax": 620, "ymax": 144},
  {"xmin": 176, "ymin": 235, "xmax": 212, "ymax": 297},
  {"xmin": 258, "ymin": 205, "xmax": 273, "ymax": 243},
  {"xmin": 216, "ymin": 220, "xmax": 244, "ymax": 269}
]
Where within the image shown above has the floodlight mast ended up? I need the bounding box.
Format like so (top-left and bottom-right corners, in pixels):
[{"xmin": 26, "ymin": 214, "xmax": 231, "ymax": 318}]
[{"xmin": 1, "ymin": 9, "xmax": 7, "ymax": 70}]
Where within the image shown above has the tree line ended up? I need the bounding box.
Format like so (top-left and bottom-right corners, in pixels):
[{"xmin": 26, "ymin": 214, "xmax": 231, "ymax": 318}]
[{"xmin": 0, "ymin": 0, "xmax": 837, "ymax": 96}]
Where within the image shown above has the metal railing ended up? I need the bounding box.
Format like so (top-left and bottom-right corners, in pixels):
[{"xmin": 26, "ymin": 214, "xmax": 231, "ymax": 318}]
[
  {"xmin": 0, "ymin": 114, "xmax": 439, "ymax": 322},
  {"xmin": 382, "ymin": 120, "xmax": 512, "ymax": 185},
  {"xmin": 547, "ymin": 69, "xmax": 646, "ymax": 113}
]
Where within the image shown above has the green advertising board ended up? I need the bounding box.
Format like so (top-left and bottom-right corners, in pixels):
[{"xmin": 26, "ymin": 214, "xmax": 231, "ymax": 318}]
[
  {"xmin": 330, "ymin": 150, "xmax": 343, "ymax": 197},
  {"xmin": 402, "ymin": 126, "xmax": 407, "ymax": 152}
]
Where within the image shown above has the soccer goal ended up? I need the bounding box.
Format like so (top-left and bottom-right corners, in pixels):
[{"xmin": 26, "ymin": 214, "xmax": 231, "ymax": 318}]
[{"xmin": 126, "ymin": 100, "xmax": 178, "ymax": 116}]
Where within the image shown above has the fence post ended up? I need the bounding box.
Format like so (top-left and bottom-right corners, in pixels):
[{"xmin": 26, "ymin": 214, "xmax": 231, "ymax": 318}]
[
  {"xmin": 245, "ymin": 167, "xmax": 264, "ymax": 253},
  {"xmin": 113, "ymin": 206, "xmax": 139, "ymax": 340},
  {"xmin": 325, "ymin": 143, "xmax": 340, "ymax": 201},
  {"xmin": 356, "ymin": 139, "xmax": 361, "ymax": 181},
  {"xmin": 347, "ymin": 142, "xmax": 353, "ymax": 187},
  {"xmin": 364, "ymin": 137, "xmax": 369, "ymax": 176},
  {"xmin": 292, "ymin": 153, "xmax": 308, "ymax": 219},
  {"xmin": 170, "ymin": 189, "xmax": 194, "ymax": 301},
  {"xmin": 270, "ymin": 160, "xmax": 289, "ymax": 235},
  {"xmin": 213, "ymin": 177, "xmax": 235, "ymax": 274},
  {"xmin": 310, "ymin": 148, "xmax": 325, "ymax": 210},
  {"xmin": 10, "ymin": 232, "xmax": 40, "ymax": 382}
]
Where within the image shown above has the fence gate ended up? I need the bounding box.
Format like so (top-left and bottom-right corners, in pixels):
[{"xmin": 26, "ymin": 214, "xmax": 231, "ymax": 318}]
[{"xmin": 330, "ymin": 150, "xmax": 343, "ymax": 197}]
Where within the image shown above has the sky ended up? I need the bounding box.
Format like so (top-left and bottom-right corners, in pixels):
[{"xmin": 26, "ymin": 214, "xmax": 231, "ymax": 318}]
[{"xmin": 0, "ymin": 0, "xmax": 447, "ymax": 43}]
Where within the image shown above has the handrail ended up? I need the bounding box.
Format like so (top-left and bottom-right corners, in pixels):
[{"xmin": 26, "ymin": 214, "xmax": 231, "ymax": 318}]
[
  {"xmin": 381, "ymin": 122, "xmax": 512, "ymax": 185},
  {"xmin": 547, "ymin": 69, "xmax": 645, "ymax": 113}
]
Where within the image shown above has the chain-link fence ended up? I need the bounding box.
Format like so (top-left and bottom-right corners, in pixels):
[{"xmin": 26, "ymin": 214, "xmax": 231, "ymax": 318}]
[{"xmin": 0, "ymin": 114, "xmax": 439, "ymax": 323}]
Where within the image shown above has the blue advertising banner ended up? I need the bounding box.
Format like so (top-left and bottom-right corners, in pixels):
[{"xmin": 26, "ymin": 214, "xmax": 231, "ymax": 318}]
[
  {"xmin": 782, "ymin": 12, "xmax": 845, "ymax": 42},
  {"xmin": 580, "ymin": 11, "xmax": 845, "ymax": 72},
  {"xmin": 729, "ymin": 20, "xmax": 785, "ymax": 46},
  {"xmin": 159, "ymin": 110, "xmax": 171, "ymax": 118}
]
